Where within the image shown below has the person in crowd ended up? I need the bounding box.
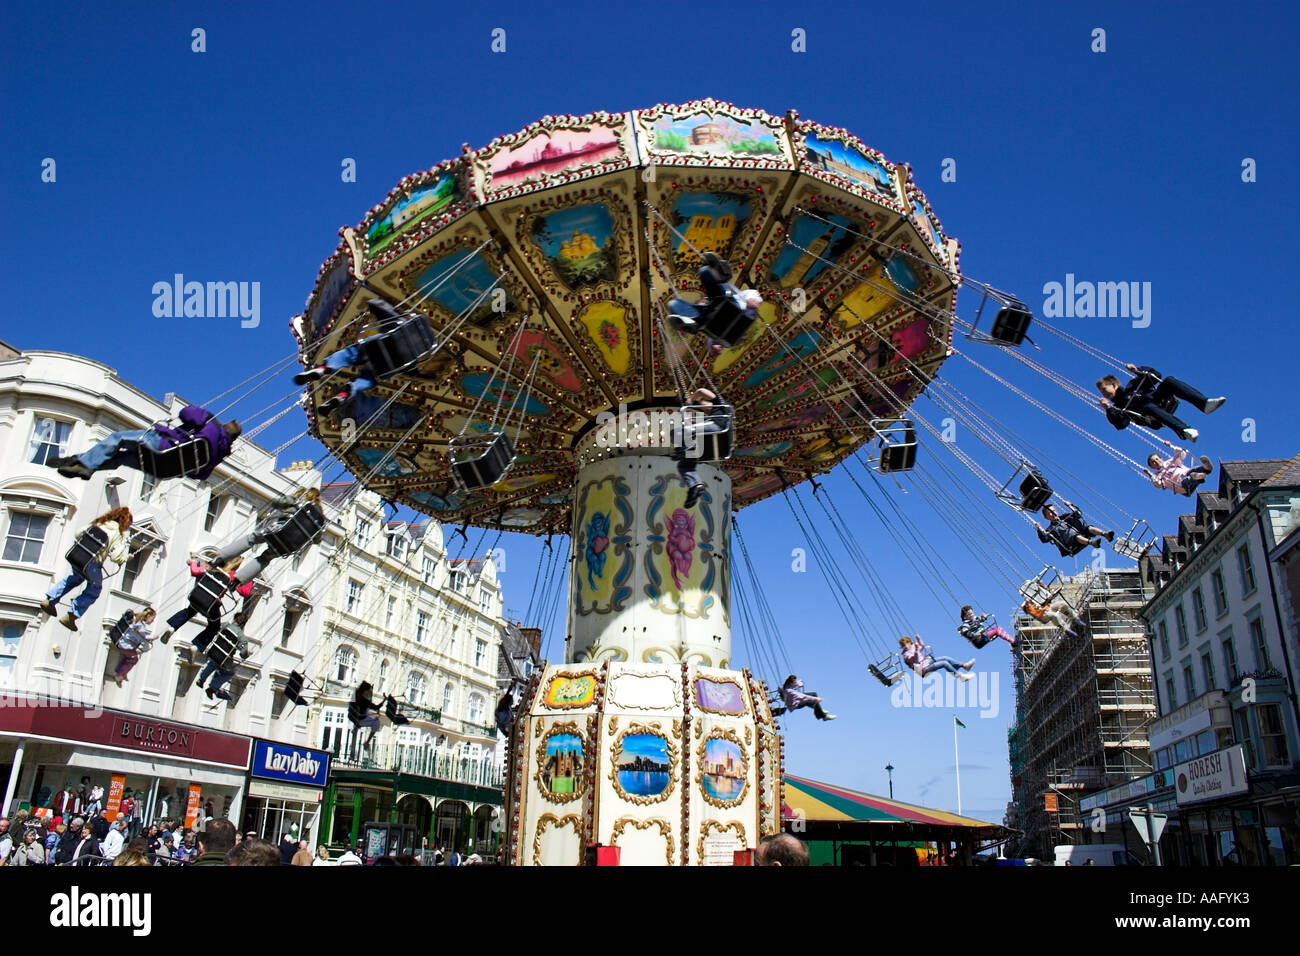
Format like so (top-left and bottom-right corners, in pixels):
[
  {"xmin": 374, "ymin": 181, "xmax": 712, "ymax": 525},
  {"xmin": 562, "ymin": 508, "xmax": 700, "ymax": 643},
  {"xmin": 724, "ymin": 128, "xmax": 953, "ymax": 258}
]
[
  {"xmin": 336, "ymin": 844, "xmax": 362, "ymax": 865},
  {"xmin": 296, "ymin": 299, "xmax": 408, "ymax": 414},
  {"xmin": 49, "ymin": 404, "xmax": 241, "ymax": 481},
  {"xmin": 112, "ymin": 848, "xmax": 151, "ymax": 867},
  {"xmin": 673, "ymin": 387, "xmax": 729, "ymax": 508},
  {"xmin": 0, "ymin": 817, "xmax": 11, "ymax": 862},
  {"xmin": 85, "ymin": 786, "xmax": 104, "ymax": 816},
  {"xmin": 1096, "ymin": 365, "xmax": 1224, "ymax": 441},
  {"xmin": 192, "ymin": 819, "xmax": 236, "ymax": 866},
  {"xmin": 113, "ymin": 607, "xmax": 158, "ymax": 685},
  {"xmin": 899, "ymin": 635, "xmax": 975, "ymax": 681},
  {"xmin": 55, "ymin": 817, "xmax": 85, "ymax": 864},
  {"xmin": 41, "ymin": 508, "xmax": 134, "ymax": 631},
  {"xmin": 291, "ymin": 840, "xmax": 314, "ymax": 866},
  {"xmin": 101, "ymin": 819, "xmax": 127, "ymax": 860},
  {"xmin": 1145, "ymin": 442, "xmax": 1214, "ymax": 497},
  {"xmin": 175, "ymin": 833, "xmax": 198, "ymax": 863},
  {"xmin": 156, "ymin": 833, "xmax": 175, "ymax": 860},
  {"xmin": 44, "ymin": 823, "xmax": 63, "ymax": 864},
  {"xmin": 70, "ymin": 818, "xmax": 102, "ymax": 864},
  {"xmin": 1022, "ymin": 598, "xmax": 1080, "ymax": 636},
  {"xmin": 13, "ymin": 829, "xmax": 47, "ymax": 866},
  {"xmin": 668, "ymin": 253, "xmax": 761, "ymax": 352},
  {"xmin": 211, "ymin": 487, "xmax": 323, "ymax": 585},
  {"xmin": 348, "ymin": 681, "xmax": 383, "ymax": 753},
  {"xmin": 157, "ymin": 557, "xmax": 255, "ymax": 645},
  {"xmin": 769, "ymin": 674, "xmax": 836, "ymax": 721},
  {"xmin": 196, "ymin": 610, "xmax": 252, "ymax": 701},
  {"xmin": 279, "ymin": 833, "xmax": 298, "ymax": 866},
  {"xmin": 1036, "ymin": 500, "xmax": 1114, "ymax": 557},
  {"xmin": 313, "ymin": 845, "xmax": 335, "ymax": 866},
  {"xmin": 958, "ymin": 605, "xmax": 1016, "ymax": 647},
  {"xmin": 754, "ymin": 833, "xmax": 810, "ymax": 866},
  {"xmin": 90, "ymin": 808, "xmax": 111, "ymax": 842},
  {"xmin": 227, "ymin": 838, "xmax": 282, "ymax": 866}
]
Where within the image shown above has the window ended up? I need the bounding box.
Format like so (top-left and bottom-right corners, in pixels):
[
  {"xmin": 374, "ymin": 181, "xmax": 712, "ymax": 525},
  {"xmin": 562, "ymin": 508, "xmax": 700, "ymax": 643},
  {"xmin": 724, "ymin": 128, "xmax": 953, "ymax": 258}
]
[
  {"xmin": 270, "ymin": 685, "xmax": 288, "ymax": 721},
  {"xmin": 1182, "ymin": 665, "xmax": 1196, "ymax": 700},
  {"xmin": 1191, "ymin": 588, "xmax": 1207, "ymax": 632},
  {"xmin": 378, "ymin": 659, "xmax": 390, "ymax": 694},
  {"xmin": 385, "ymin": 596, "xmax": 396, "ymax": 630},
  {"xmin": 3, "ymin": 512, "xmax": 50, "ymax": 564},
  {"xmin": 416, "ymin": 611, "xmax": 430, "ymax": 645},
  {"xmin": 422, "ymin": 556, "xmax": 435, "ymax": 585},
  {"xmin": 1164, "ymin": 674, "xmax": 1177, "ymax": 710},
  {"xmin": 346, "ymin": 579, "xmax": 363, "ymax": 614},
  {"xmin": 335, "ymin": 645, "xmax": 358, "ymax": 684},
  {"xmin": 1174, "ymin": 605, "xmax": 1188, "ymax": 648},
  {"xmin": 1221, "ymin": 633, "xmax": 1238, "ymax": 683},
  {"xmin": 386, "ymin": 532, "xmax": 406, "ymax": 561},
  {"xmin": 1201, "ymin": 652, "xmax": 1216, "ymax": 691},
  {"xmin": 449, "ymin": 625, "xmax": 457, "ymax": 655},
  {"xmin": 1237, "ymin": 546, "xmax": 1256, "ymax": 595},
  {"xmin": 320, "ymin": 707, "xmax": 353, "ymax": 757},
  {"xmin": 479, "ymin": 588, "xmax": 491, "ymax": 609},
  {"xmin": 354, "ymin": 517, "xmax": 372, "ymax": 549},
  {"xmin": 1249, "ymin": 618, "xmax": 1271, "ymax": 670},
  {"xmin": 467, "ymin": 693, "xmax": 484, "ymax": 724},
  {"xmin": 28, "ymin": 417, "xmax": 72, "ymax": 466},
  {"xmin": 407, "ymin": 671, "xmax": 427, "ymax": 707},
  {"xmin": 442, "ymin": 682, "xmax": 455, "ymax": 715},
  {"xmin": 140, "ymin": 471, "xmax": 157, "ymax": 501},
  {"xmin": 120, "ymin": 548, "xmax": 151, "ymax": 594},
  {"xmin": 0, "ymin": 621, "xmax": 23, "ymax": 685},
  {"xmin": 204, "ymin": 493, "xmax": 225, "ymax": 532},
  {"xmin": 1158, "ymin": 621, "xmax": 1170, "ymax": 661},
  {"xmin": 474, "ymin": 639, "xmax": 486, "ymax": 668},
  {"xmin": 281, "ymin": 607, "xmax": 302, "ymax": 647},
  {"xmin": 1211, "ymin": 568, "xmax": 1228, "ymax": 615},
  {"xmin": 1258, "ymin": 704, "xmax": 1289, "ymax": 767},
  {"xmin": 448, "ymin": 569, "xmax": 465, "ymax": 593}
]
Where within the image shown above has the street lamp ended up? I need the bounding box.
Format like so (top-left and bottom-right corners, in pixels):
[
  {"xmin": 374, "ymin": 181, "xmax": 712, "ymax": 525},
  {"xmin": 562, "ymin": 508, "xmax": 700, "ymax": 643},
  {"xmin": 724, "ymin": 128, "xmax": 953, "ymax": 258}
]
[{"xmin": 885, "ymin": 763, "xmax": 894, "ymax": 800}]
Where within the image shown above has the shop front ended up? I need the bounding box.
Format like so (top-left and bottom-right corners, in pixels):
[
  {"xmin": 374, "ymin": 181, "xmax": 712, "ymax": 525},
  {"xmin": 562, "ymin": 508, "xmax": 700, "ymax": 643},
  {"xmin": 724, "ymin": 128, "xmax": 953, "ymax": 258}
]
[
  {"xmin": 242, "ymin": 738, "xmax": 330, "ymax": 847},
  {"xmin": 0, "ymin": 695, "xmax": 251, "ymax": 829}
]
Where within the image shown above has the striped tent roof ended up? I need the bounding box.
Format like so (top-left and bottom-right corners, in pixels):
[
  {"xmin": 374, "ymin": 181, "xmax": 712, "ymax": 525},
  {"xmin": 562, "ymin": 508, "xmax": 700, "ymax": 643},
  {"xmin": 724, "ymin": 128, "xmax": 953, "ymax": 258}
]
[{"xmin": 783, "ymin": 774, "xmax": 1002, "ymax": 830}]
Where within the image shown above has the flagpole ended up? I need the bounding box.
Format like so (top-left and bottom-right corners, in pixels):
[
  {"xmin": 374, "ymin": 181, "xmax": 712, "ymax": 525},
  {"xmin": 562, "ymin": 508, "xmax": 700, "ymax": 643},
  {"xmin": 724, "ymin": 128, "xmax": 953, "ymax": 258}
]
[{"xmin": 954, "ymin": 715, "xmax": 962, "ymax": 817}]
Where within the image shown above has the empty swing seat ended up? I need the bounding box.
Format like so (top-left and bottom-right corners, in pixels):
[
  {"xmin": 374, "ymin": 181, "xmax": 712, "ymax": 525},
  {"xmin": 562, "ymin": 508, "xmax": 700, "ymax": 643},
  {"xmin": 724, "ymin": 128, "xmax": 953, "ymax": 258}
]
[
  {"xmin": 360, "ymin": 314, "xmax": 439, "ymax": 379},
  {"xmin": 990, "ymin": 299, "xmax": 1033, "ymax": 345},
  {"xmin": 65, "ymin": 526, "xmax": 109, "ymax": 577},
  {"xmin": 869, "ymin": 656, "xmax": 906, "ymax": 687},
  {"xmin": 283, "ymin": 670, "xmax": 309, "ymax": 706},
  {"xmin": 1112, "ymin": 521, "xmax": 1156, "ymax": 560},
  {"xmin": 205, "ymin": 626, "xmax": 241, "ymax": 670},
  {"xmin": 450, "ymin": 432, "xmax": 516, "ymax": 492},
  {"xmin": 681, "ymin": 404, "xmax": 734, "ymax": 462},
  {"xmin": 262, "ymin": 504, "xmax": 327, "ymax": 558},
  {"xmin": 188, "ymin": 569, "xmax": 232, "ymax": 618},
  {"xmin": 1018, "ymin": 469, "xmax": 1053, "ymax": 511},
  {"xmin": 698, "ymin": 296, "xmax": 755, "ymax": 348},
  {"xmin": 385, "ymin": 696, "xmax": 411, "ymax": 725},
  {"xmin": 871, "ymin": 419, "xmax": 918, "ymax": 473},
  {"xmin": 138, "ymin": 438, "xmax": 211, "ymax": 480}
]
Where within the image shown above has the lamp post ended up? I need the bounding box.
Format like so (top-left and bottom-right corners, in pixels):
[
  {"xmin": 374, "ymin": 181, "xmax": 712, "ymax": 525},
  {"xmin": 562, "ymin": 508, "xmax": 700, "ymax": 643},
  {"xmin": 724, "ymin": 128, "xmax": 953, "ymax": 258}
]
[{"xmin": 885, "ymin": 763, "xmax": 894, "ymax": 800}]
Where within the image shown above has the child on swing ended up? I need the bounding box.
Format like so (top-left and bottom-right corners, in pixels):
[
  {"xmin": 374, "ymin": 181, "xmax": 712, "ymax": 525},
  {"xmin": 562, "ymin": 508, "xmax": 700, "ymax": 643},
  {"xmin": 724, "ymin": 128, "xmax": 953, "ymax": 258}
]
[
  {"xmin": 1145, "ymin": 441, "xmax": 1214, "ymax": 497},
  {"xmin": 958, "ymin": 605, "xmax": 1016, "ymax": 648}
]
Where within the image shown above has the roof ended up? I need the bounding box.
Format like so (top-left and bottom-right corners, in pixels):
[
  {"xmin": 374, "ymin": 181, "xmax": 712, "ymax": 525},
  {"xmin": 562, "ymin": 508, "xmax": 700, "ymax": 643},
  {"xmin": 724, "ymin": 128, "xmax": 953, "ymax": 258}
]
[
  {"xmin": 498, "ymin": 620, "xmax": 543, "ymax": 682},
  {"xmin": 320, "ymin": 482, "xmax": 353, "ymax": 506},
  {"xmin": 1196, "ymin": 491, "xmax": 1229, "ymax": 513},
  {"xmin": 782, "ymin": 774, "xmax": 1007, "ymax": 832},
  {"xmin": 1220, "ymin": 460, "xmax": 1289, "ymax": 483},
  {"xmin": 1263, "ymin": 453, "xmax": 1300, "ymax": 488}
]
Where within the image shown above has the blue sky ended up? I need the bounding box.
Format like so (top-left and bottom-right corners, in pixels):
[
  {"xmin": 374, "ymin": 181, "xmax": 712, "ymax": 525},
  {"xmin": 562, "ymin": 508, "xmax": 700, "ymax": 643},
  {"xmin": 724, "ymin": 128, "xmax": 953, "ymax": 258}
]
[{"xmin": 3, "ymin": 1, "xmax": 1297, "ymax": 822}]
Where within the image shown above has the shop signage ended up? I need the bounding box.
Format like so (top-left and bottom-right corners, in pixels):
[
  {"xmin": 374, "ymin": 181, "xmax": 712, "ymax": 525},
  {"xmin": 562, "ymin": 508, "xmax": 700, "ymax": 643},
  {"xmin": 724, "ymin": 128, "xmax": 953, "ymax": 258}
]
[
  {"xmin": 251, "ymin": 740, "xmax": 330, "ymax": 788},
  {"xmin": 184, "ymin": 784, "xmax": 202, "ymax": 829},
  {"xmin": 106, "ymin": 775, "xmax": 126, "ymax": 822},
  {"xmin": 1175, "ymin": 744, "xmax": 1249, "ymax": 806}
]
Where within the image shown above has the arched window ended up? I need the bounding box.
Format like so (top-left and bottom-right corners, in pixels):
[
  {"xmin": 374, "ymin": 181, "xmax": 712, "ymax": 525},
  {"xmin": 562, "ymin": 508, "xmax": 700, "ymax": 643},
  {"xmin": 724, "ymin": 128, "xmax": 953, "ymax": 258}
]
[
  {"xmin": 335, "ymin": 645, "xmax": 358, "ymax": 684},
  {"xmin": 407, "ymin": 670, "xmax": 427, "ymax": 707},
  {"xmin": 467, "ymin": 693, "xmax": 485, "ymax": 724},
  {"xmin": 378, "ymin": 659, "xmax": 390, "ymax": 694},
  {"xmin": 442, "ymin": 681, "xmax": 455, "ymax": 715}
]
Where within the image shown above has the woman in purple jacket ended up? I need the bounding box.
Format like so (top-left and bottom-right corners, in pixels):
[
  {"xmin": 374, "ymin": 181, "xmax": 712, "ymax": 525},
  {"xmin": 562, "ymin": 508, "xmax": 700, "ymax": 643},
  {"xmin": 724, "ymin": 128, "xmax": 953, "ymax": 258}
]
[
  {"xmin": 769, "ymin": 675, "xmax": 836, "ymax": 721},
  {"xmin": 49, "ymin": 404, "xmax": 240, "ymax": 481}
]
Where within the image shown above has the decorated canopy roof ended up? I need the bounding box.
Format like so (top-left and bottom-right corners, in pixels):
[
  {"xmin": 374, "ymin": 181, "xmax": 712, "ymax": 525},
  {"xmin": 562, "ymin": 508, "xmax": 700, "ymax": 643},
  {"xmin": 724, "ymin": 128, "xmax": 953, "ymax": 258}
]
[
  {"xmin": 294, "ymin": 99, "xmax": 958, "ymax": 534},
  {"xmin": 782, "ymin": 773, "xmax": 1004, "ymax": 831}
]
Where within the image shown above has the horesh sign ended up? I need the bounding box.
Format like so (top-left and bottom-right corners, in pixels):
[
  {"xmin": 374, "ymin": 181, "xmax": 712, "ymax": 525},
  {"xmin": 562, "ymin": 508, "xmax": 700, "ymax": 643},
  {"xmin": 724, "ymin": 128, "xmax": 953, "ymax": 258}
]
[{"xmin": 251, "ymin": 740, "xmax": 331, "ymax": 789}]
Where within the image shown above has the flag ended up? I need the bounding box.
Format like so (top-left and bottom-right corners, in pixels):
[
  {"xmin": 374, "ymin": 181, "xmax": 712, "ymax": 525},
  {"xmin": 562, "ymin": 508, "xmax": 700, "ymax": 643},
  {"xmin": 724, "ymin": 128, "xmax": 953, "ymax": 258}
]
[{"xmin": 954, "ymin": 716, "xmax": 966, "ymax": 729}]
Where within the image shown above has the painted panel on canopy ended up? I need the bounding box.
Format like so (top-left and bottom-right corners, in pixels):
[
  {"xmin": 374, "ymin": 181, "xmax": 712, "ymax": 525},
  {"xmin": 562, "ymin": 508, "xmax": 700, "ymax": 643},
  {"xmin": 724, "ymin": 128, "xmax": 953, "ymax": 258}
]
[
  {"xmin": 576, "ymin": 301, "xmax": 632, "ymax": 375},
  {"xmin": 831, "ymin": 257, "xmax": 920, "ymax": 329},
  {"xmin": 742, "ymin": 330, "xmax": 824, "ymax": 389},
  {"xmin": 573, "ymin": 474, "xmax": 633, "ymax": 615},
  {"xmin": 355, "ymin": 447, "xmax": 421, "ymax": 478},
  {"xmin": 509, "ymin": 329, "xmax": 583, "ymax": 392},
  {"xmin": 643, "ymin": 474, "xmax": 717, "ymax": 618},
  {"xmin": 700, "ymin": 736, "xmax": 747, "ymax": 804},
  {"xmin": 414, "ymin": 248, "xmax": 517, "ymax": 327},
  {"xmin": 495, "ymin": 472, "xmax": 558, "ymax": 492},
  {"xmin": 732, "ymin": 440, "xmax": 793, "ymax": 460},
  {"xmin": 767, "ymin": 213, "xmax": 855, "ymax": 290},
  {"xmin": 909, "ymin": 193, "xmax": 942, "ymax": 254},
  {"xmin": 365, "ymin": 172, "xmax": 461, "ymax": 256},
  {"xmin": 708, "ymin": 300, "xmax": 780, "ymax": 375},
  {"xmin": 500, "ymin": 507, "xmax": 545, "ymax": 528},
  {"xmin": 732, "ymin": 472, "xmax": 784, "ymax": 500},
  {"xmin": 753, "ymin": 367, "xmax": 838, "ymax": 411},
  {"xmin": 408, "ymin": 490, "xmax": 466, "ymax": 513},
  {"xmin": 650, "ymin": 112, "xmax": 782, "ymax": 159},
  {"xmin": 528, "ymin": 203, "xmax": 619, "ymax": 291},
  {"xmin": 307, "ymin": 254, "xmax": 355, "ymax": 336},
  {"xmin": 486, "ymin": 125, "xmax": 624, "ymax": 191},
  {"xmin": 890, "ymin": 315, "xmax": 934, "ymax": 362},
  {"xmin": 751, "ymin": 405, "xmax": 828, "ymax": 434},
  {"xmin": 459, "ymin": 373, "xmax": 550, "ymax": 417},
  {"xmin": 803, "ymin": 132, "xmax": 897, "ymax": 201},
  {"xmin": 345, "ymin": 392, "xmax": 424, "ymax": 429},
  {"xmin": 667, "ymin": 191, "xmax": 754, "ymax": 267}
]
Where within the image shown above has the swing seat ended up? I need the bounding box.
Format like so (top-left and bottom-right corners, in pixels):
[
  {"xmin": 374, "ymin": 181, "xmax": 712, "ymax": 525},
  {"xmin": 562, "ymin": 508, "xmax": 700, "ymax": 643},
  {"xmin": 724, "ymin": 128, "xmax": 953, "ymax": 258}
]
[
  {"xmin": 138, "ymin": 438, "xmax": 211, "ymax": 480},
  {"xmin": 1018, "ymin": 568, "xmax": 1062, "ymax": 607},
  {"xmin": 967, "ymin": 287, "xmax": 1033, "ymax": 347},
  {"xmin": 698, "ymin": 296, "xmax": 755, "ymax": 348},
  {"xmin": 65, "ymin": 526, "xmax": 109, "ymax": 577},
  {"xmin": 206, "ymin": 626, "xmax": 241, "ymax": 670},
  {"xmin": 283, "ymin": 670, "xmax": 309, "ymax": 706},
  {"xmin": 385, "ymin": 697, "xmax": 411, "ymax": 726},
  {"xmin": 188, "ymin": 569, "xmax": 231, "ymax": 618},
  {"xmin": 869, "ymin": 656, "xmax": 905, "ymax": 687},
  {"xmin": 449, "ymin": 431, "xmax": 517, "ymax": 493},
  {"xmin": 262, "ymin": 504, "xmax": 327, "ymax": 558},
  {"xmin": 681, "ymin": 404, "xmax": 735, "ymax": 462},
  {"xmin": 870, "ymin": 419, "xmax": 918, "ymax": 473},
  {"xmin": 359, "ymin": 313, "xmax": 439, "ymax": 380},
  {"xmin": 1011, "ymin": 467, "xmax": 1053, "ymax": 512},
  {"xmin": 1112, "ymin": 520, "xmax": 1156, "ymax": 560}
]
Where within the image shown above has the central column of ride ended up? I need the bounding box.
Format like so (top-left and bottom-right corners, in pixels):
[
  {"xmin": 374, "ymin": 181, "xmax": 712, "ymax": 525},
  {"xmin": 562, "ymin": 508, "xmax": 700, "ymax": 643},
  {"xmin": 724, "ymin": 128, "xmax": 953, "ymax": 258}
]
[{"xmin": 503, "ymin": 407, "xmax": 782, "ymax": 865}]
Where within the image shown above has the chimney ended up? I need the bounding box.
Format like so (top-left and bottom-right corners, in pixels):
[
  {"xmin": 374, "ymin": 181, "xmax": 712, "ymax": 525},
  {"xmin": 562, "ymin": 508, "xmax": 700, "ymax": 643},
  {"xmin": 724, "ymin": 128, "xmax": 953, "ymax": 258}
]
[{"xmin": 520, "ymin": 626, "xmax": 542, "ymax": 657}]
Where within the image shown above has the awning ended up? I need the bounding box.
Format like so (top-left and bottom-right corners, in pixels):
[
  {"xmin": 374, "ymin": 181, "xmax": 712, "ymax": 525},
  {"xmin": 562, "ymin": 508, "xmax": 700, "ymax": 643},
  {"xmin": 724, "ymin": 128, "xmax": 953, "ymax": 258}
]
[{"xmin": 783, "ymin": 773, "xmax": 1008, "ymax": 834}]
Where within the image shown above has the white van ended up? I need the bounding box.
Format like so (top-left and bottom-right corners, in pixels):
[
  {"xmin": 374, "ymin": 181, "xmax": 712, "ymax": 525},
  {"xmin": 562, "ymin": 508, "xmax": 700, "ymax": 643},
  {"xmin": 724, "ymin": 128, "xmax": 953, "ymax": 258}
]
[{"xmin": 1053, "ymin": 843, "xmax": 1134, "ymax": 866}]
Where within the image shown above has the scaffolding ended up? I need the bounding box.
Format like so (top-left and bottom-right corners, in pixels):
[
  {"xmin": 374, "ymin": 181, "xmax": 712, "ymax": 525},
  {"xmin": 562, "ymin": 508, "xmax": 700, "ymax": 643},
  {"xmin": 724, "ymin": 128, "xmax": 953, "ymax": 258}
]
[{"xmin": 1006, "ymin": 567, "xmax": 1155, "ymax": 858}]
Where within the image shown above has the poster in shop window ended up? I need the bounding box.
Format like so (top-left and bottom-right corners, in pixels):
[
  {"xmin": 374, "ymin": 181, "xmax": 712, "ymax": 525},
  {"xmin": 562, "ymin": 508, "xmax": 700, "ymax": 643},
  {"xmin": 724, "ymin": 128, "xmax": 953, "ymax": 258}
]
[
  {"xmin": 184, "ymin": 784, "xmax": 202, "ymax": 829},
  {"xmin": 105, "ymin": 775, "xmax": 126, "ymax": 822}
]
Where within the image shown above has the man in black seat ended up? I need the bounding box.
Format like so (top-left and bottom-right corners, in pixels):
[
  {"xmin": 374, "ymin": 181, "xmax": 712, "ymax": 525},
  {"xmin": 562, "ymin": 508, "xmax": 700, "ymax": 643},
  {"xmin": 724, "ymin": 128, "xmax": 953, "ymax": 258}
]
[
  {"xmin": 1096, "ymin": 364, "xmax": 1224, "ymax": 442},
  {"xmin": 1036, "ymin": 500, "xmax": 1114, "ymax": 557}
]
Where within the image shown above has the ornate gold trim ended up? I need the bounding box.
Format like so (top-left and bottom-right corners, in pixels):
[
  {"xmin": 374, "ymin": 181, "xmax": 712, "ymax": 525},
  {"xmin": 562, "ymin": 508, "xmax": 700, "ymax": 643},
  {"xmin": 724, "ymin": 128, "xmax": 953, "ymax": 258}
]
[
  {"xmin": 534, "ymin": 720, "xmax": 588, "ymax": 805},
  {"xmin": 606, "ymin": 670, "xmax": 682, "ymax": 710},
  {"xmin": 694, "ymin": 727, "xmax": 750, "ymax": 809},
  {"xmin": 533, "ymin": 813, "xmax": 584, "ymax": 867},
  {"xmin": 695, "ymin": 819, "xmax": 747, "ymax": 866},
  {"xmin": 610, "ymin": 816, "xmax": 675, "ymax": 866},
  {"xmin": 541, "ymin": 670, "xmax": 599, "ymax": 710},
  {"xmin": 692, "ymin": 674, "xmax": 749, "ymax": 716},
  {"xmin": 607, "ymin": 721, "xmax": 678, "ymax": 806}
]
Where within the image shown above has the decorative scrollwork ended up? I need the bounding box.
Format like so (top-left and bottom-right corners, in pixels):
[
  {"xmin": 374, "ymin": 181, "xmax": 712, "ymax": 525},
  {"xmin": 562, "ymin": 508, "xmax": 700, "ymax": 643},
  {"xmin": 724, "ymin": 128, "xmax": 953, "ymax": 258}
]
[
  {"xmin": 533, "ymin": 813, "xmax": 584, "ymax": 866},
  {"xmin": 610, "ymin": 816, "xmax": 675, "ymax": 866}
]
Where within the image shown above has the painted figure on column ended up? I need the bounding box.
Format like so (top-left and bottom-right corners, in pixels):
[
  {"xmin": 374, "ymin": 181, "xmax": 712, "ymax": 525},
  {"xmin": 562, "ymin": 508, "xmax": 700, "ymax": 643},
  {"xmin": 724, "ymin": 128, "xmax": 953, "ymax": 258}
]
[
  {"xmin": 666, "ymin": 509, "xmax": 696, "ymax": 591},
  {"xmin": 585, "ymin": 512, "xmax": 609, "ymax": 590}
]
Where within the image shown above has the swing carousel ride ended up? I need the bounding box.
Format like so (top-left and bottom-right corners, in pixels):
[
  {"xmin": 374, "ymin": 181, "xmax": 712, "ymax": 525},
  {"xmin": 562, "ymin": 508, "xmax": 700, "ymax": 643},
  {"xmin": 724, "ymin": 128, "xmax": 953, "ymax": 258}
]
[{"xmin": 292, "ymin": 99, "xmax": 1036, "ymax": 866}]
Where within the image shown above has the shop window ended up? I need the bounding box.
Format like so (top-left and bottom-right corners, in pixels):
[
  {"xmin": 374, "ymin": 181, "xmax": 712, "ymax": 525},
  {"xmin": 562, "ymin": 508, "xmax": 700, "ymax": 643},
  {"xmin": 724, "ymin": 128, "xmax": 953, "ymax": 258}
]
[
  {"xmin": 28, "ymin": 417, "xmax": 72, "ymax": 466},
  {"xmin": 3, "ymin": 511, "xmax": 50, "ymax": 564}
]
